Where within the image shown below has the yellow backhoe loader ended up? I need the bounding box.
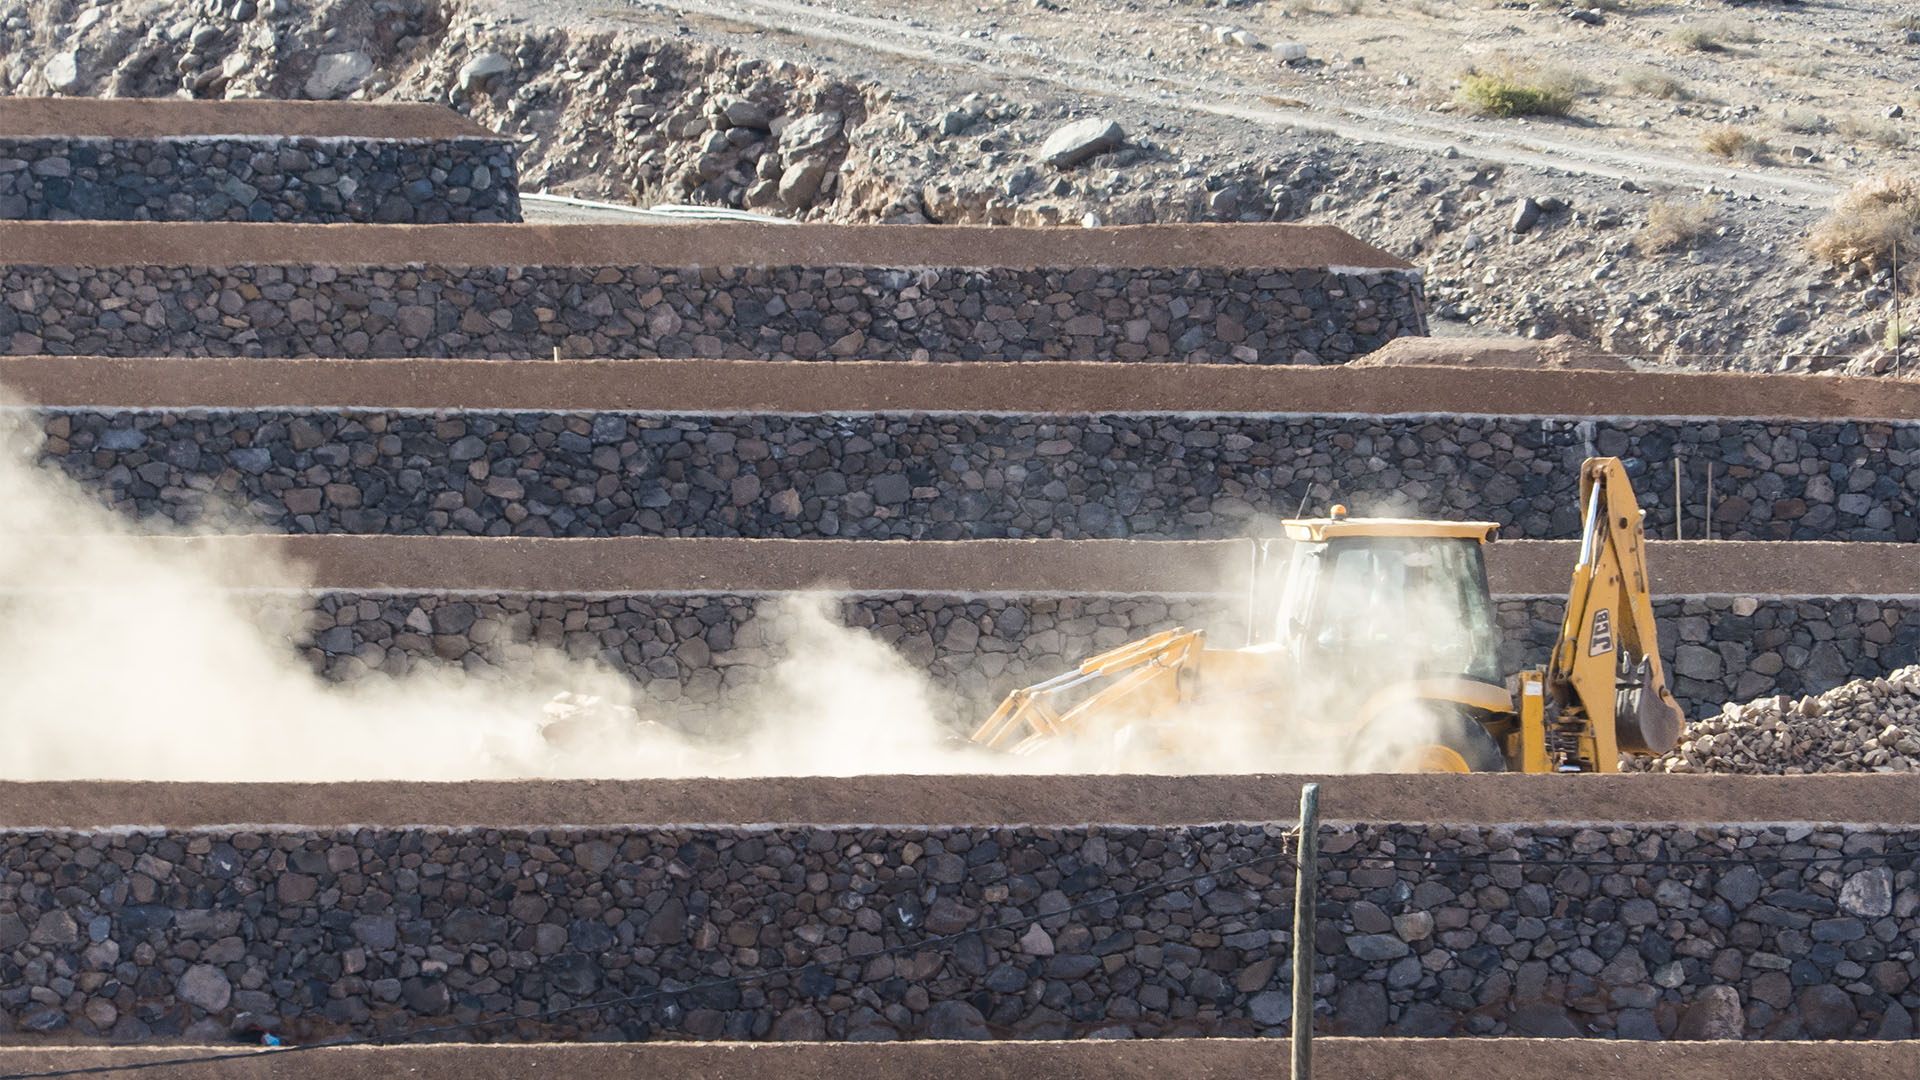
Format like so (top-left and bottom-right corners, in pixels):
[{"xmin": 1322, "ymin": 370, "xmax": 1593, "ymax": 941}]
[{"xmin": 970, "ymin": 457, "xmax": 1684, "ymax": 773}]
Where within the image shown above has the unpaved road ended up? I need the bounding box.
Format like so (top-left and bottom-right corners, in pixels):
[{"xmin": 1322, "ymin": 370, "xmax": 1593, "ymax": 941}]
[{"xmin": 623, "ymin": 0, "xmax": 1846, "ymax": 209}]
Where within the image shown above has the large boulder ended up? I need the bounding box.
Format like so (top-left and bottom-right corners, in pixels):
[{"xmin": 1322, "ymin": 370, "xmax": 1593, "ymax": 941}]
[
  {"xmin": 305, "ymin": 51, "xmax": 372, "ymax": 99},
  {"xmin": 457, "ymin": 52, "xmax": 512, "ymax": 95},
  {"xmin": 1040, "ymin": 117, "xmax": 1123, "ymax": 168}
]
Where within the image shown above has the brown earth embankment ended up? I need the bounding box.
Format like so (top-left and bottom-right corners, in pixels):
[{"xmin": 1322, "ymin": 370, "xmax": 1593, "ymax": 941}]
[
  {"xmin": 0, "ymin": 1040, "xmax": 1908, "ymax": 1080},
  {"xmin": 6, "ymin": 773, "xmax": 1920, "ymax": 828},
  {"xmin": 0, "ymin": 98, "xmax": 498, "ymax": 139},
  {"xmin": 0, "ymin": 220, "xmax": 1406, "ymax": 269},
  {"xmin": 27, "ymin": 535, "xmax": 1913, "ymax": 598},
  {"xmin": 6, "ymin": 356, "xmax": 1920, "ymax": 419}
]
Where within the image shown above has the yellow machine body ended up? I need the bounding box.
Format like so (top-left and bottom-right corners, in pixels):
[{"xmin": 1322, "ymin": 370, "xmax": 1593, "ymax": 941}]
[{"xmin": 970, "ymin": 458, "xmax": 1683, "ymax": 774}]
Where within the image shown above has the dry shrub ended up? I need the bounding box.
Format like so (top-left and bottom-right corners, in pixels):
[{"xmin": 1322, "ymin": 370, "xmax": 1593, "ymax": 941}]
[
  {"xmin": 1671, "ymin": 26, "xmax": 1721, "ymax": 51},
  {"xmin": 1700, "ymin": 126, "xmax": 1770, "ymax": 162},
  {"xmin": 1642, "ymin": 197, "xmax": 1717, "ymax": 253},
  {"xmin": 1672, "ymin": 20, "xmax": 1752, "ymax": 52},
  {"xmin": 1620, "ymin": 67, "xmax": 1684, "ymax": 100},
  {"xmin": 1841, "ymin": 116, "xmax": 1908, "ymax": 148},
  {"xmin": 1459, "ymin": 69, "xmax": 1573, "ymax": 117},
  {"xmin": 1778, "ymin": 106, "xmax": 1824, "ymax": 134},
  {"xmin": 1807, "ymin": 174, "xmax": 1920, "ymax": 272}
]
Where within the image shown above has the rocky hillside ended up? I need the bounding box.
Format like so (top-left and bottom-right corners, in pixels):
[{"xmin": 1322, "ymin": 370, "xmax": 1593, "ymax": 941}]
[{"xmin": 3, "ymin": 0, "xmax": 1916, "ymax": 373}]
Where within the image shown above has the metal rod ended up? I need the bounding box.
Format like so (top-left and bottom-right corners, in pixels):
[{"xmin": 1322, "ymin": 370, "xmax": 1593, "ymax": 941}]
[
  {"xmin": 1246, "ymin": 540, "xmax": 1260, "ymax": 648},
  {"xmin": 1674, "ymin": 457, "xmax": 1683, "ymax": 541},
  {"xmin": 1897, "ymin": 234, "xmax": 1904, "ymax": 377},
  {"xmin": 1292, "ymin": 782, "xmax": 1320, "ymax": 1080}
]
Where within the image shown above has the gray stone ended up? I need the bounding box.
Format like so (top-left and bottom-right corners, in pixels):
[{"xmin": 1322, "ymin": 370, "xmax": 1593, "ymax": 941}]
[
  {"xmin": 1506, "ymin": 1003, "xmax": 1582, "ymax": 1037},
  {"xmin": 1840, "ymin": 867, "xmax": 1893, "ymax": 917},
  {"xmin": 1247, "ymin": 990, "xmax": 1292, "ymax": 1026},
  {"xmin": 29, "ymin": 911, "xmax": 76, "ymax": 945},
  {"xmin": 178, "ymin": 964, "xmax": 231, "ymax": 1012},
  {"xmin": 1345, "ymin": 933, "xmax": 1410, "ymax": 961},
  {"xmin": 1040, "ymin": 118, "xmax": 1124, "ymax": 169},
  {"xmin": 43, "ymin": 52, "xmax": 80, "ymax": 94},
  {"xmin": 779, "ymin": 156, "xmax": 832, "ymax": 208},
  {"xmin": 1714, "ymin": 866, "xmax": 1761, "ymax": 909},
  {"xmin": 779, "ymin": 111, "xmax": 844, "ymax": 162},
  {"xmin": 925, "ymin": 1000, "xmax": 989, "ymax": 1039},
  {"xmin": 458, "ymin": 52, "xmax": 513, "ymax": 94},
  {"xmin": 1798, "ymin": 985, "xmax": 1859, "ymax": 1038},
  {"xmin": 1511, "ymin": 198, "xmax": 1542, "ymax": 234},
  {"xmin": 305, "ymin": 51, "xmax": 373, "ymax": 99},
  {"xmin": 1673, "ymin": 985, "xmax": 1743, "ymax": 1040}
]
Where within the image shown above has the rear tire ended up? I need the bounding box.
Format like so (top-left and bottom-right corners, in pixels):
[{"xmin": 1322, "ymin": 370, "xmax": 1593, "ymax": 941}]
[{"xmin": 1356, "ymin": 710, "xmax": 1508, "ymax": 773}]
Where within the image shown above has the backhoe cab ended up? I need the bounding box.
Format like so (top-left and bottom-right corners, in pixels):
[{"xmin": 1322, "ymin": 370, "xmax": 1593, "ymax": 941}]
[{"xmin": 970, "ymin": 457, "xmax": 1683, "ymax": 774}]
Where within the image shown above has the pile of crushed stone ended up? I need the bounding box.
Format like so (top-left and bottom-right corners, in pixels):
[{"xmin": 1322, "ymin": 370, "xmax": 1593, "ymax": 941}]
[{"xmin": 1629, "ymin": 666, "xmax": 1920, "ymax": 774}]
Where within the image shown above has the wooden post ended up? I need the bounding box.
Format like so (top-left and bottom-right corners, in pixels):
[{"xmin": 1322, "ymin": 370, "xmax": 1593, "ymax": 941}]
[{"xmin": 1292, "ymin": 783, "xmax": 1320, "ymax": 1080}]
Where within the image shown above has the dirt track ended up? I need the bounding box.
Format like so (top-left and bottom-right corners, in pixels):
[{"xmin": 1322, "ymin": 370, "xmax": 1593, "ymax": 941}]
[
  {"xmin": 21, "ymin": 535, "xmax": 1907, "ymax": 600},
  {"xmin": 0, "ymin": 220, "xmax": 1405, "ymax": 270},
  {"xmin": 0, "ymin": 1039, "xmax": 1913, "ymax": 1079},
  {"xmin": 7, "ymin": 356, "xmax": 1919, "ymax": 420},
  {"xmin": 0, "ymin": 98, "xmax": 496, "ymax": 139},
  {"xmin": 6, "ymin": 773, "xmax": 1920, "ymax": 828}
]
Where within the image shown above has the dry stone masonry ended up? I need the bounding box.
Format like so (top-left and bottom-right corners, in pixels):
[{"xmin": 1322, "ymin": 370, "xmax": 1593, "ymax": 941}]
[
  {"xmin": 0, "ymin": 137, "xmax": 522, "ymax": 223},
  {"xmin": 34, "ymin": 411, "xmax": 1920, "ymax": 542},
  {"xmin": 0, "ymin": 263, "xmax": 1423, "ymax": 364},
  {"xmin": 269, "ymin": 591, "xmax": 1920, "ymax": 728},
  {"xmin": 0, "ymin": 822, "xmax": 1913, "ymax": 1043}
]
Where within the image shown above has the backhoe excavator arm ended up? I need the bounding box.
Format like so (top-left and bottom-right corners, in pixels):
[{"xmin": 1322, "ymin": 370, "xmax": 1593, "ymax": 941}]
[
  {"xmin": 969, "ymin": 629, "xmax": 1206, "ymax": 756},
  {"xmin": 1532, "ymin": 457, "xmax": 1684, "ymax": 772}
]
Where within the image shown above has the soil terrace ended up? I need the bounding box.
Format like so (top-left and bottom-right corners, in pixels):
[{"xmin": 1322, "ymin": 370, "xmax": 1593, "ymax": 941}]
[
  {"xmin": 6, "ymin": 356, "xmax": 1919, "ymax": 420},
  {"xmin": 0, "ymin": 220, "xmax": 1408, "ymax": 270},
  {"xmin": 0, "ymin": 97, "xmax": 499, "ymax": 140},
  {"xmin": 28, "ymin": 536, "xmax": 1914, "ymax": 599},
  {"xmin": 0, "ymin": 1040, "xmax": 1908, "ymax": 1080},
  {"xmin": 6, "ymin": 773, "xmax": 1920, "ymax": 829}
]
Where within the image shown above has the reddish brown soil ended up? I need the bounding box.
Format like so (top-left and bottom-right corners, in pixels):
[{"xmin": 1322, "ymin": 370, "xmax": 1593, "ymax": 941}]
[
  {"xmin": 4, "ymin": 356, "xmax": 1916, "ymax": 421},
  {"xmin": 0, "ymin": 98, "xmax": 496, "ymax": 139},
  {"xmin": 5, "ymin": 773, "xmax": 1919, "ymax": 828},
  {"xmin": 32, "ymin": 535, "xmax": 1908, "ymax": 600},
  {"xmin": 0, "ymin": 221, "xmax": 1406, "ymax": 270},
  {"xmin": 1353, "ymin": 335, "xmax": 1632, "ymax": 371},
  {"xmin": 0, "ymin": 1039, "xmax": 1913, "ymax": 1079}
]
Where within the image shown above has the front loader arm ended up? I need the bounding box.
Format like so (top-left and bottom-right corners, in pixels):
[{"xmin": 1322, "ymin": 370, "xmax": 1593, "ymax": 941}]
[
  {"xmin": 1543, "ymin": 457, "xmax": 1684, "ymax": 770},
  {"xmin": 970, "ymin": 628, "xmax": 1206, "ymax": 756}
]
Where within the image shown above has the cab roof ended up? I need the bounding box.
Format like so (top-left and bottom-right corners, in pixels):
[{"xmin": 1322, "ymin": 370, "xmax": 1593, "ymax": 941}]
[{"xmin": 1281, "ymin": 517, "xmax": 1500, "ymax": 543}]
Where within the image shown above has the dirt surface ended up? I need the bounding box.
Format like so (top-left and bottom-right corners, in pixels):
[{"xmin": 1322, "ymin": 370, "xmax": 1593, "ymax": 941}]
[
  {"xmin": 0, "ymin": 97, "xmax": 496, "ymax": 139},
  {"xmin": 9, "ymin": 356, "xmax": 1920, "ymax": 422},
  {"xmin": 34, "ymin": 536, "xmax": 1914, "ymax": 602},
  {"xmin": 85, "ymin": 536, "xmax": 1247, "ymax": 595},
  {"xmin": 8, "ymin": 773, "xmax": 1920, "ymax": 828},
  {"xmin": 0, "ymin": 220, "xmax": 1406, "ymax": 270},
  {"xmin": 1353, "ymin": 335, "xmax": 1632, "ymax": 372},
  {"xmin": 0, "ymin": 1041, "xmax": 1913, "ymax": 1080}
]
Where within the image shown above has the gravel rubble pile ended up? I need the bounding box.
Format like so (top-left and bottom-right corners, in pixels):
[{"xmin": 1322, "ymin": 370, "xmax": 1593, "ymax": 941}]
[{"xmin": 1632, "ymin": 666, "xmax": 1920, "ymax": 775}]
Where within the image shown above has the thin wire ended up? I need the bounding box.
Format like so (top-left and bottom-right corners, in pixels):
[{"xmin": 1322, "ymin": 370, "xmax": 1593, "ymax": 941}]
[{"xmin": 0, "ymin": 832, "xmax": 1302, "ymax": 1080}]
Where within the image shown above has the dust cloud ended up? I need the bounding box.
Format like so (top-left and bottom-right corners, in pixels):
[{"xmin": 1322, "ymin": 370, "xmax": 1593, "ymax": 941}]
[{"xmin": 0, "ymin": 409, "xmax": 1496, "ymax": 781}]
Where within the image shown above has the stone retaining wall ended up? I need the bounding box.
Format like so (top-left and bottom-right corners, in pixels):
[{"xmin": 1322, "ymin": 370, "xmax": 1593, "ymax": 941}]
[
  {"xmin": 0, "ymin": 822, "xmax": 1911, "ymax": 1043},
  {"xmin": 0, "ymin": 139, "xmax": 521, "ymax": 224},
  {"xmin": 0, "ymin": 264, "xmax": 1423, "ymax": 364},
  {"xmin": 37, "ymin": 411, "xmax": 1919, "ymax": 542},
  {"xmin": 283, "ymin": 591, "xmax": 1920, "ymax": 725}
]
